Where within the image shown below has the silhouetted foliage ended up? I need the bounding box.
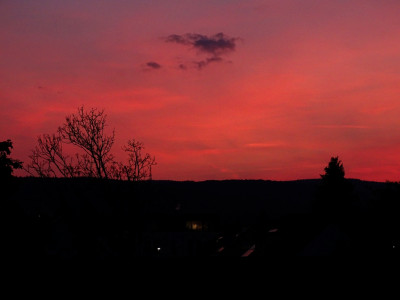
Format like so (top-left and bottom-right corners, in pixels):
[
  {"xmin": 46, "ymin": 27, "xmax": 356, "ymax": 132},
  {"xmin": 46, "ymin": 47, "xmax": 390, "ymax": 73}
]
[
  {"xmin": 26, "ymin": 106, "xmax": 156, "ymax": 181},
  {"xmin": 0, "ymin": 139, "xmax": 23, "ymax": 178},
  {"xmin": 314, "ymin": 156, "xmax": 354, "ymax": 222},
  {"xmin": 320, "ymin": 156, "xmax": 345, "ymax": 183}
]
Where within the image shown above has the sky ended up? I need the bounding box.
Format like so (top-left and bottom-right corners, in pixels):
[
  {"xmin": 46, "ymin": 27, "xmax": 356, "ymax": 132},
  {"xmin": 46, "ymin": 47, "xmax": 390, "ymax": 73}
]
[{"xmin": 2, "ymin": 0, "xmax": 400, "ymax": 181}]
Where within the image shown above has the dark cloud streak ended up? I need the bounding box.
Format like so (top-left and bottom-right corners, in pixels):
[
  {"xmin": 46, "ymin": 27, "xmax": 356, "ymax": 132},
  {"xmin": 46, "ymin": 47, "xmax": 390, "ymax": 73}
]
[
  {"xmin": 195, "ymin": 56, "xmax": 223, "ymax": 70},
  {"xmin": 166, "ymin": 32, "xmax": 239, "ymax": 70},
  {"xmin": 165, "ymin": 34, "xmax": 191, "ymax": 45},
  {"xmin": 178, "ymin": 64, "xmax": 187, "ymax": 70},
  {"xmin": 166, "ymin": 32, "xmax": 237, "ymax": 55},
  {"xmin": 146, "ymin": 61, "xmax": 162, "ymax": 69}
]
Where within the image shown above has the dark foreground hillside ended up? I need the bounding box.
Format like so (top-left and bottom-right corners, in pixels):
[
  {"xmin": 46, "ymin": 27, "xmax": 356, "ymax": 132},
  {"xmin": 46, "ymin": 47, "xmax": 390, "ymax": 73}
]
[{"xmin": 1, "ymin": 177, "xmax": 398, "ymax": 258}]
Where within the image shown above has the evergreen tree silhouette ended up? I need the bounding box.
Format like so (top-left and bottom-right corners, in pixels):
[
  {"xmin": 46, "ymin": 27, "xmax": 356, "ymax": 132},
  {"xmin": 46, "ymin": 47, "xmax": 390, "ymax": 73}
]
[
  {"xmin": 314, "ymin": 156, "xmax": 353, "ymax": 223},
  {"xmin": 321, "ymin": 156, "xmax": 345, "ymax": 183}
]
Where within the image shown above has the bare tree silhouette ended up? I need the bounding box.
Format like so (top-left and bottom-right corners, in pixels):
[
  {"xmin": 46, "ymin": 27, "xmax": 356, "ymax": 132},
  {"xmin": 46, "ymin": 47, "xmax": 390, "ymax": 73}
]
[
  {"xmin": 58, "ymin": 106, "xmax": 115, "ymax": 179},
  {"xmin": 26, "ymin": 133, "xmax": 77, "ymax": 178},
  {"xmin": 27, "ymin": 106, "xmax": 156, "ymax": 181},
  {"xmin": 120, "ymin": 139, "xmax": 156, "ymax": 181}
]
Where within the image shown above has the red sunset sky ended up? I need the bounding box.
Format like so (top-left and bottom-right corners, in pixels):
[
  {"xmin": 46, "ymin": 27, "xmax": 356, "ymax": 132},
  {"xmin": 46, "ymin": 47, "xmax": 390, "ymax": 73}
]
[{"xmin": 2, "ymin": 0, "xmax": 400, "ymax": 181}]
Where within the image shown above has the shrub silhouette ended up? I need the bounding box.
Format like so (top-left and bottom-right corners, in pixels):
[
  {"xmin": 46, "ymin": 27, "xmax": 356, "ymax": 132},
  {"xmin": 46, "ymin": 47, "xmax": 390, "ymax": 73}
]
[{"xmin": 0, "ymin": 139, "xmax": 23, "ymax": 179}]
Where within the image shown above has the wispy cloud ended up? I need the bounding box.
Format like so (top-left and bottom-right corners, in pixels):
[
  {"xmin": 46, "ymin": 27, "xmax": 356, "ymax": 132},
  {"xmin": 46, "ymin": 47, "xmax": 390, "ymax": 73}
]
[
  {"xmin": 245, "ymin": 142, "xmax": 285, "ymax": 148},
  {"xmin": 194, "ymin": 56, "xmax": 223, "ymax": 69},
  {"xmin": 315, "ymin": 125, "xmax": 370, "ymax": 129}
]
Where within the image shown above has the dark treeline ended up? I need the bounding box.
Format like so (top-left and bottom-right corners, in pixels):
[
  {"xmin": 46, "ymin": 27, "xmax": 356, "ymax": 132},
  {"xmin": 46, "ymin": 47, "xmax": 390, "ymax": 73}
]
[
  {"xmin": 1, "ymin": 109, "xmax": 400, "ymax": 257},
  {"xmin": 1, "ymin": 175, "xmax": 399, "ymax": 258}
]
